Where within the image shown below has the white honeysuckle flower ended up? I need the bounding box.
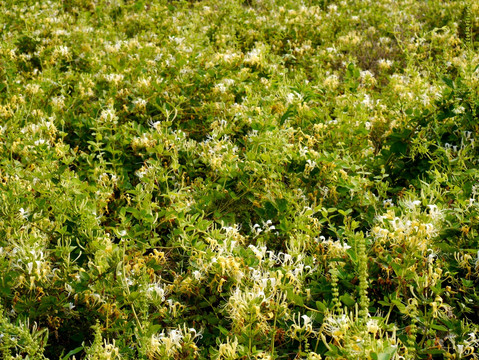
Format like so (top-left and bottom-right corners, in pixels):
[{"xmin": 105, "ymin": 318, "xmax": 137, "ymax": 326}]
[
  {"xmin": 65, "ymin": 283, "xmax": 74, "ymax": 296},
  {"xmin": 404, "ymin": 199, "xmax": 421, "ymax": 209},
  {"xmin": 301, "ymin": 314, "xmax": 312, "ymax": 327},
  {"xmin": 193, "ymin": 270, "xmax": 202, "ymax": 280},
  {"xmin": 366, "ymin": 319, "xmax": 380, "ymax": 335},
  {"xmin": 383, "ymin": 199, "xmax": 394, "ymax": 207},
  {"xmin": 19, "ymin": 208, "xmax": 29, "ymax": 219},
  {"xmin": 147, "ymin": 282, "xmax": 166, "ymax": 301}
]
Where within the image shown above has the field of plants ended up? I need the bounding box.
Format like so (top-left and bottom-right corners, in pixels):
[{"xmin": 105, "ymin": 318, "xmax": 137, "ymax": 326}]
[{"xmin": 0, "ymin": 0, "xmax": 478, "ymax": 358}]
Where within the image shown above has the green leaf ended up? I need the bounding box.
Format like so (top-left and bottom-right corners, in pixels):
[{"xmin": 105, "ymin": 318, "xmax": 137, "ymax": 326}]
[
  {"xmin": 442, "ymin": 76, "xmax": 454, "ymax": 89},
  {"xmin": 419, "ymin": 349, "xmax": 445, "ymax": 355},
  {"xmin": 205, "ymin": 314, "xmax": 219, "ymax": 325},
  {"xmin": 435, "ymin": 241, "xmax": 456, "ymax": 253},
  {"xmin": 217, "ymin": 325, "xmax": 229, "ymax": 336},
  {"xmin": 149, "ymin": 325, "xmax": 162, "ymax": 334},
  {"xmin": 316, "ymin": 301, "xmax": 327, "ymax": 311},
  {"xmin": 287, "ymin": 289, "xmax": 304, "ymax": 306},
  {"xmin": 276, "ymin": 198, "xmax": 288, "ymax": 213},
  {"xmin": 347, "ymin": 63, "xmax": 360, "ymax": 78},
  {"xmin": 61, "ymin": 346, "xmax": 84, "ymax": 360},
  {"xmin": 338, "ymin": 208, "xmax": 352, "ymax": 216},
  {"xmin": 280, "ymin": 105, "xmax": 297, "ymax": 125},
  {"xmin": 340, "ymin": 293, "xmax": 355, "ymax": 307},
  {"xmin": 133, "ymin": 0, "xmax": 144, "ymax": 11},
  {"xmin": 390, "ymin": 261, "xmax": 403, "ymax": 275},
  {"xmin": 377, "ymin": 346, "xmax": 397, "ymax": 360},
  {"xmin": 430, "ymin": 323, "xmax": 449, "ymax": 332},
  {"xmin": 128, "ymin": 291, "xmax": 140, "ymax": 301},
  {"xmin": 390, "ymin": 141, "xmax": 408, "ymax": 156},
  {"xmin": 251, "ymin": 122, "xmax": 262, "ymax": 131},
  {"xmin": 198, "ymin": 301, "xmax": 210, "ymax": 309},
  {"xmin": 346, "ymin": 248, "xmax": 357, "ymax": 263},
  {"xmin": 391, "ymin": 299, "xmax": 406, "ymax": 312}
]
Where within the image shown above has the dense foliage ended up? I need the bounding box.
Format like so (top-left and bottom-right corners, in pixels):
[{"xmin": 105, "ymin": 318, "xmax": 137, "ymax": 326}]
[{"xmin": 0, "ymin": 0, "xmax": 478, "ymax": 358}]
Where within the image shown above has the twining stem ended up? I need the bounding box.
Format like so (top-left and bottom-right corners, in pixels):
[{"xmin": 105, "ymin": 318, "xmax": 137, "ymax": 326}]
[
  {"xmin": 121, "ymin": 239, "xmax": 144, "ymax": 334},
  {"xmin": 271, "ymin": 310, "xmax": 277, "ymax": 358},
  {"xmin": 357, "ymin": 233, "xmax": 369, "ymax": 322}
]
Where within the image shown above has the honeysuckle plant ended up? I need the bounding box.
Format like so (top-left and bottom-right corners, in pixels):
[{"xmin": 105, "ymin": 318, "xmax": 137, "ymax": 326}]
[{"xmin": 0, "ymin": 0, "xmax": 479, "ymax": 359}]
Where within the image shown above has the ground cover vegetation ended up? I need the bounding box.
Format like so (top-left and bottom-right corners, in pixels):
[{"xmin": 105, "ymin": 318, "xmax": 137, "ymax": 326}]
[{"xmin": 0, "ymin": 0, "xmax": 478, "ymax": 358}]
